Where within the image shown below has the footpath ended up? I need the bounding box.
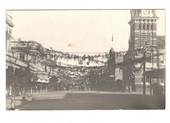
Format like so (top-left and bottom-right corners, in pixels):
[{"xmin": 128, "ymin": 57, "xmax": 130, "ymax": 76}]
[{"xmin": 6, "ymin": 95, "xmax": 32, "ymax": 110}]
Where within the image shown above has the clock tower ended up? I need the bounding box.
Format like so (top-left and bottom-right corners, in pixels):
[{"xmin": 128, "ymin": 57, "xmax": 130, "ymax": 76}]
[
  {"xmin": 128, "ymin": 9, "xmax": 158, "ymax": 51},
  {"xmin": 126, "ymin": 9, "xmax": 159, "ymax": 92}
]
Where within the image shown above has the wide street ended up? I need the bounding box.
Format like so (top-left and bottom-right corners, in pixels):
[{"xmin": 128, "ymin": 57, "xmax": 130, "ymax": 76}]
[{"xmin": 16, "ymin": 91, "xmax": 165, "ymax": 110}]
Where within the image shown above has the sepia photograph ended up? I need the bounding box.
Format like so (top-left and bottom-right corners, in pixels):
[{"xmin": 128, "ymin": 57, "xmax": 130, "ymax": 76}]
[{"xmin": 6, "ymin": 9, "xmax": 165, "ymax": 110}]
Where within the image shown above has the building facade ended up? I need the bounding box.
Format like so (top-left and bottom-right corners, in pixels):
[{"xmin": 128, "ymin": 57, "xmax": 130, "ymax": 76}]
[
  {"xmin": 6, "ymin": 13, "xmax": 14, "ymax": 53},
  {"xmin": 126, "ymin": 9, "xmax": 165, "ymax": 94},
  {"xmin": 128, "ymin": 9, "xmax": 158, "ymax": 50}
]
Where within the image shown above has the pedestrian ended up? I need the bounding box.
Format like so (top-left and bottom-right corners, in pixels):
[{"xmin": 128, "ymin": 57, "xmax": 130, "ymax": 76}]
[{"xmin": 10, "ymin": 96, "xmax": 15, "ymax": 110}]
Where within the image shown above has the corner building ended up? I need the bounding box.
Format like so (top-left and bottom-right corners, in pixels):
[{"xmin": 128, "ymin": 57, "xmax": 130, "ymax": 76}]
[{"xmin": 126, "ymin": 9, "xmax": 163, "ymax": 93}]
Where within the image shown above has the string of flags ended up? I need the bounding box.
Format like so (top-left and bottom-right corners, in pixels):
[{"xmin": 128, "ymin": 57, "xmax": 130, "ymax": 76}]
[{"xmin": 11, "ymin": 40, "xmax": 158, "ymax": 67}]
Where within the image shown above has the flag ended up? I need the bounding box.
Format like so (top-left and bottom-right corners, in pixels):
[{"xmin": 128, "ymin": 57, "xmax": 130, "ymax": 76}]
[{"xmin": 112, "ymin": 34, "xmax": 113, "ymax": 42}]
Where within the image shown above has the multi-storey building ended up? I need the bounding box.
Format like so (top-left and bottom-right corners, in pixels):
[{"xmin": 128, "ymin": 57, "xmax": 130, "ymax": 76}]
[
  {"xmin": 6, "ymin": 13, "xmax": 14, "ymax": 53},
  {"xmin": 6, "ymin": 39, "xmax": 53, "ymax": 95},
  {"xmin": 126, "ymin": 9, "xmax": 165, "ymax": 94}
]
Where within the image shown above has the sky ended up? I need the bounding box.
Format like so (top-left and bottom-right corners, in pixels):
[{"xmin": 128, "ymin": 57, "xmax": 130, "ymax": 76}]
[{"xmin": 8, "ymin": 10, "xmax": 165, "ymax": 53}]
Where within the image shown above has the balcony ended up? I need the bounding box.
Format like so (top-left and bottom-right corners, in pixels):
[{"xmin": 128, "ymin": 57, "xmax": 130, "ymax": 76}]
[{"xmin": 6, "ymin": 54, "xmax": 28, "ymax": 69}]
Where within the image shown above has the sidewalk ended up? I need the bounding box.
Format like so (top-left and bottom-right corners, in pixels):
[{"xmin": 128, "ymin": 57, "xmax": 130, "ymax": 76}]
[{"xmin": 6, "ymin": 95, "xmax": 32, "ymax": 110}]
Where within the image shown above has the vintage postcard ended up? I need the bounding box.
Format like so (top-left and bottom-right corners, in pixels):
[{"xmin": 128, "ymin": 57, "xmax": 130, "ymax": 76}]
[{"xmin": 6, "ymin": 9, "xmax": 165, "ymax": 110}]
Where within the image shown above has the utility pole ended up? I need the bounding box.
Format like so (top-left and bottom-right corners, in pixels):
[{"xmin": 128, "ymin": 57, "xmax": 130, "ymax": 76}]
[
  {"xmin": 143, "ymin": 51, "xmax": 146, "ymax": 95},
  {"xmin": 156, "ymin": 46, "xmax": 160, "ymax": 84}
]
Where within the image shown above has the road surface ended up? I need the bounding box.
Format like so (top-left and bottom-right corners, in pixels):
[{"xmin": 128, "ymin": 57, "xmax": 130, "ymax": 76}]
[{"xmin": 16, "ymin": 91, "xmax": 165, "ymax": 110}]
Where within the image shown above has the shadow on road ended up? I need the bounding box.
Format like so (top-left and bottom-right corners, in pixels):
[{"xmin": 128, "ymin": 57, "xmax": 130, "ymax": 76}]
[{"xmin": 16, "ymin": 92, "xmax": 165, "ymax": 110}]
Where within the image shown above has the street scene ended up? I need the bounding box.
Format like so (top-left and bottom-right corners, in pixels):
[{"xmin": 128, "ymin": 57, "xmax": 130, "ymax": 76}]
[{"xmin": 6, "ymin": 9, "xmax": 165, "ymax": 110}]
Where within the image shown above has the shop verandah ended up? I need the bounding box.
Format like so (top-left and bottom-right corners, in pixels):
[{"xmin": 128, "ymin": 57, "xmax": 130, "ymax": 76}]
[
  {"xmin": 145, "ymin": 68, "xmax": 165, "ymax": 96},
  {"xmin": 6, "ymin": 53, "xmax": 48, "ymax": 97}
]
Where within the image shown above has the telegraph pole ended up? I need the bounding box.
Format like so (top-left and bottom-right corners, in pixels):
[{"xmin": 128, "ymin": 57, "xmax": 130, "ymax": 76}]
[
  {"xmin": 143, "ymin": 51, "xmax": 146, "ymax": 95},
  {"xmin": 156, "ymin": 46, "xmax": 160, "ymax": 84}
]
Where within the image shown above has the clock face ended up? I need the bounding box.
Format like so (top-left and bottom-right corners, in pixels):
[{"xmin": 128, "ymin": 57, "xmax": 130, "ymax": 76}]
[
  {"xmin": 142, "ymin": 10, "xmax": 152, "ymax": 16},
  {"xmin": 143, "ymin": 10, "xmax": 150, "ymax": 15}
]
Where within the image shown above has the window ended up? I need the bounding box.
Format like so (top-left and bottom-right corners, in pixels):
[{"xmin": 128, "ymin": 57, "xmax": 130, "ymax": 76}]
[
  {"xmin": 147, "ymin": 24, "xmax": 150, "ymax": 30},
  {"xmin": 143, "ymin": 23, "xmax": 145, "ymax": 30},
  {"xmin": 151, "ymin": 23, "xmax": 154, "ymax": 30},
  {"xmin": 139, "ymin": 23, "xmax": 141, "ymax": 30},
  {"xmin": 19, "ymin": 53, "xmax": 25, "ymax": 61},
  {"xmin": 31, "ymin": 55, "xmax": 36, "ymax": 63}
]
